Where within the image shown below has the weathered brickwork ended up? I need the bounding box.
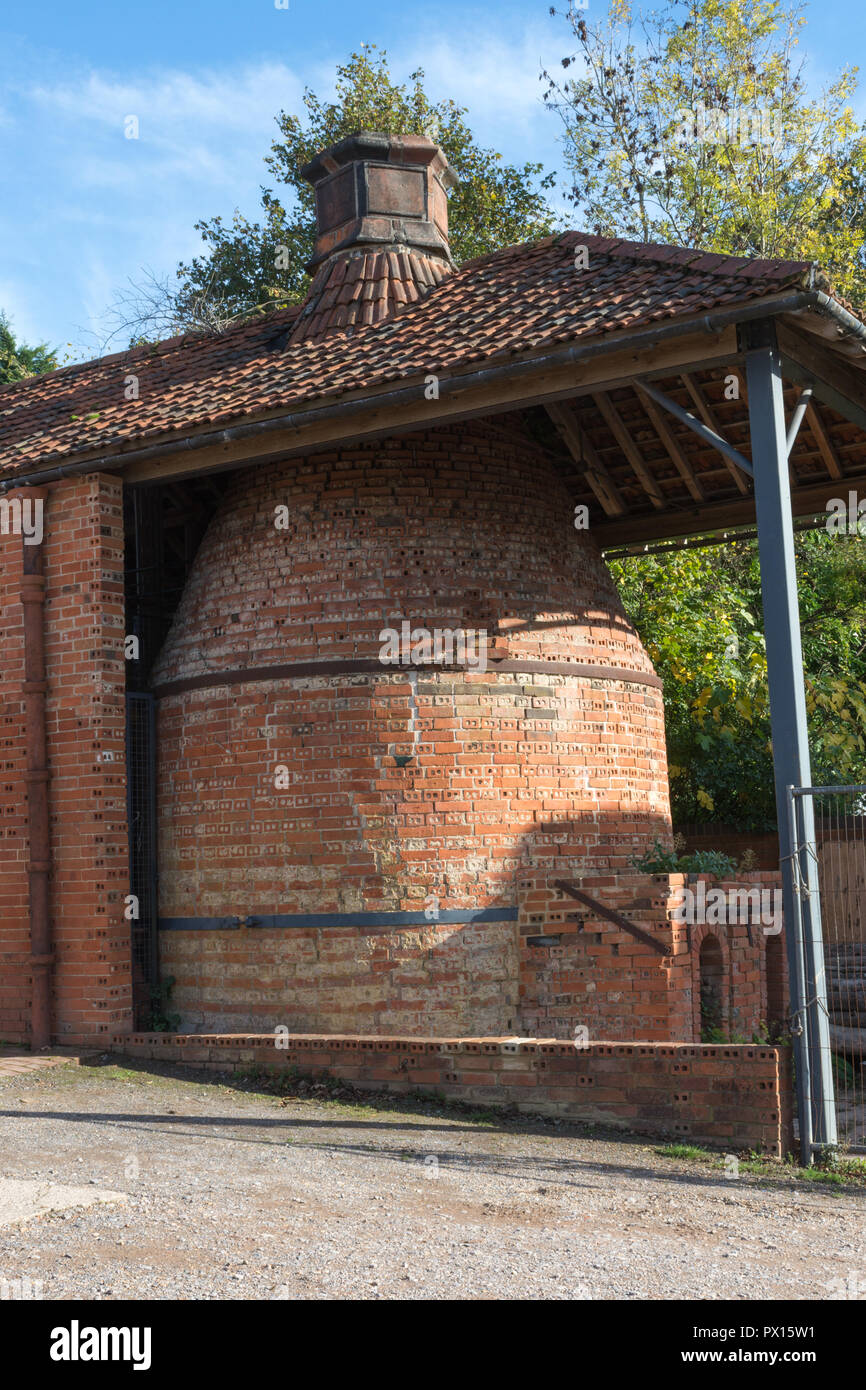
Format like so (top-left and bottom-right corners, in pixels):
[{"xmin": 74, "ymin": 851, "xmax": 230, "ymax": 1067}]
[
  {"xmin": 0, "ymin": 475, "xmax": 133, "ymax": 1045},
  {"xmin": 112, "ymin": 1033, "xmax": 794, "ymax": 1156},
  {"xmin": 152, "ymin": 424, "xmax": 673, "ymax": 1034},
  {"xmin": 519, "ymin": 869, "xmax": 784, "ymax": 1043},
  {"xmin": 152, "ymin": 425, "xmax": 661, "ymax": 682},
  {"xmin": 156, "ymin": 671, "xmax": 668, "ymax": 915},
  {"xmin": 161, "ymin": 917, "xmax": 519, "ymax": 1037}
]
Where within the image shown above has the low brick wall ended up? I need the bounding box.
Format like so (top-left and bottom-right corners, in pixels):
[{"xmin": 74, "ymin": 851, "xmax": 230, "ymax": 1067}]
[
  {"xmin": 111, "ymin": 1032, "xmax": 794, "ymax": 1156},
  {"xmin": 520, "ymin": 870, "xmax": 784, "ymax": 1043}
]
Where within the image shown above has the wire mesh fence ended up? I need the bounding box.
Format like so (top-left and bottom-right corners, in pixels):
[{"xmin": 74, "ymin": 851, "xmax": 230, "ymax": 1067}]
[{"xmin": 791, "ymin": 786, "xmax": 866, "ymax": 1154}]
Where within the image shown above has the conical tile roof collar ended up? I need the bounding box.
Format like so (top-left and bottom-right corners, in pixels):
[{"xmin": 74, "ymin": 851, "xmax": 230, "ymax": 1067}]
[{"xmin": 292, "ymin": 131, "xmax": 457, "ymax": 343}]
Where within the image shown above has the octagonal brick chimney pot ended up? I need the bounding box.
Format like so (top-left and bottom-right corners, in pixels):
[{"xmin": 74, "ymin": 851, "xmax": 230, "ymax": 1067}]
[{"xmin": 301, "ymin": 132, "xmax": 457, "ymax": 272}]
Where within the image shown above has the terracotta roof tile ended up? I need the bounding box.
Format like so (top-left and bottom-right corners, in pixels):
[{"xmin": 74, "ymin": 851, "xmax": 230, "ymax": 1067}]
[{"xmin": 0, "ymin": 231, "xmax": 859, "ymax": 479}]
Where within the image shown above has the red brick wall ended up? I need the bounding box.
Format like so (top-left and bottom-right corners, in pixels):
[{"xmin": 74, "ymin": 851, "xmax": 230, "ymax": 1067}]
[
  {"xmin": 670, "ymin": 873, "xmax": 786, "ymax": 1042},
  {"xmin": 519, "ymin": 870, "xmax": 784, "ymax": 1044},
  {"xmin": 519, "ymin": 869, "xmax": 684, "ymax": 1041},
  {"xmin": 162, "ymin": 916, "xmax": 520, "ymax": 1037},
  {"xmin": 112, "ymin": 1032, "xmax": 794, "ymax": 1156},
  {"xmin": 0, "ymin": 474, "xmax": 133, "ymax": 1045},
  {"xmin": 152, "ymin": 425, "xmax": 671, "ymax": 1035},
  {"xmin": 0, "ymin": 512, "xmax": 29, "ymax": 1041}
]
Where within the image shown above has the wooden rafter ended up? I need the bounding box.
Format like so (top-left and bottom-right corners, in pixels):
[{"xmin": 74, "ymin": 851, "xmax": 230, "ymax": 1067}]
[
  {"xmin": 593, "ymin": 391, "xmax": 666, "ymax": 510},
  {"xmin": 634, "ymin": 390, "xmax": 706, "ymax": 503},
  {"xmin": 680, "ymin": 373, "xmax": 751, "ymax": 495},
  {"xmin": 545, "ymin": 401, "xmax": 625, "ymax": 517},
  {"xmin": 806, "ymin": 400, "xmax": 843, "ymax": 480}
]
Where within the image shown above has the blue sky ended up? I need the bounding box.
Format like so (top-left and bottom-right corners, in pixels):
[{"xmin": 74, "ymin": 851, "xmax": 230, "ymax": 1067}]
[{"xmin": 1, "ymin": 0, "xmax": 863, "ymax": 361}]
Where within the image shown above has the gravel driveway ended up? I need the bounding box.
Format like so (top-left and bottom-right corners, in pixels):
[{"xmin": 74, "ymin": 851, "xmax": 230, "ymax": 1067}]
[{"xmin": 0, "ymin": 1059, "xmax": 862, "ymax": 1301}]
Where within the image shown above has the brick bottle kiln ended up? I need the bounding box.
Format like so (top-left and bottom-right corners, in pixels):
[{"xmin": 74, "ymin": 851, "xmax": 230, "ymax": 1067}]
[
  {"xmin": 150, "ymin": 134, "xmax": 673, "ymax": 1037},
  {"xmin": 0, "ymin": 128, "xmax": 803, "ymax": 1068}
]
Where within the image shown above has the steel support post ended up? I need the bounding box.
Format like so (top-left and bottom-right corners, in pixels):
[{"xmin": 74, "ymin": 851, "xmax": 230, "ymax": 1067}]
[{"xmin": 744, "ymin": 320, "xmax": 837, "ymax": 1159}]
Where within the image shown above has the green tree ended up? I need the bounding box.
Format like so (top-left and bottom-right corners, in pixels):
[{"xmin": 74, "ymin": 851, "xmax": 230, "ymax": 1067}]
[
  {"xmin": 611, "ymin": 532, "xmax": 866, "ymax": 827},
  {"xmin": 546, "ymin": 0, "xmax": 866, "ymax": 823},
  {"xmin": 544, "ymin": 0, "xmax": 866, "ymax": 302},
  {"xmin": 0, "ymin": 312, "xmax": 57, "ymax": 384},
  {"xmin": 121, "ymin": 46, "xmax": 558, "ymax": 339}
]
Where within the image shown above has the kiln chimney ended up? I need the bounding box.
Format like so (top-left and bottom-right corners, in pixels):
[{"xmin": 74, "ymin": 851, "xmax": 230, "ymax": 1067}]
[
  {"xmin": 302, "ymin": 131, "xmax": 456, "ymax": 270},
  {"xmin": 291, "ymin": 132, "xmax": 457, "ymax": 340}
]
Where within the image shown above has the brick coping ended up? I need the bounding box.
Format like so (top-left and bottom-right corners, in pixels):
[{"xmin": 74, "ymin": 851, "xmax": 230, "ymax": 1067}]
[
  {"xmin": 113, "ymin": 1033, "xmax": 785, "ymax": 1058},
  {"xmin": 109, "ymin": 1033, "xmax": 793, "ymax": 1154}
]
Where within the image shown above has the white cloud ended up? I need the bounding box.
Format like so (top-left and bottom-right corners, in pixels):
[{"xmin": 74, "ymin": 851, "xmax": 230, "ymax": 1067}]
[
  {"xmin": 393, "ymin": 21, "xmax": 565, "ymax": 140},
  {"xmin": 0, "ymin": 280, "xmax": 51, "ymax": 348},
  {"xmin": 1, "ymin": 27, "xmax": 571, "ymax": 357},
  {"xmin": 29, "ymin": 61, "xmax": 306, "ymax": 141}
]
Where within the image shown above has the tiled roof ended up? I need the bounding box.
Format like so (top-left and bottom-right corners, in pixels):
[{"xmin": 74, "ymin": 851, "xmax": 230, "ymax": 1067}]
[
  {"xmin": 289, "ymin": 248, "xmax": 449, "ymax": 342},
  {"xmin": 0, "ymin": 230, "xmax": 856, "ymax": 479}
]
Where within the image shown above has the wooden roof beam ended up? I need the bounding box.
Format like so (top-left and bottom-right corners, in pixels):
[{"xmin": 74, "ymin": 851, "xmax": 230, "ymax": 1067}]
[
  {"xmin": 633, "ymin": 390, "xmax": 706, "ymax": 503},
  {"xmin": 113, "ymin": 324, "xmax": 739, "ymax": 486},
  {"xmin": 805, "ymin": 400, "xmax": 843, "ymax": 479},
  {"xmin": 593, "ymin": 391, "xmax": 667, "ymax": 510},
  {"xmin": 545, "ymin": 401, "xmax": 626, "ymax": 517},
  {"xmin": 777, "ymin": 321, "xmax": 866, "ymax": 436},
  {"xmin": 588, "ymin": 466, "xmax": 866, "ymax": 547},
  {"xmin": 680, "ymin": 374, "xmax": 751, "ymax": 494}
]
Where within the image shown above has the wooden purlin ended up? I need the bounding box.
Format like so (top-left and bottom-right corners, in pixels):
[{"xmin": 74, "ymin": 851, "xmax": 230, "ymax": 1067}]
[
  {"xmin": 806, "ymin": 401, "xmax": 844, "ymax": 480},
  {"xmin": 634, "ymin": 390, "xmax": 706, "ymax": 503}
]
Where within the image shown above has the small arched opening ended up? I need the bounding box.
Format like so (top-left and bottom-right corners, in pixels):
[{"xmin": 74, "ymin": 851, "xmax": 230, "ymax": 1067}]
[
  {"xmin": 765, "ymin": 932, "xmax": 786, "ymax": 1040},
  {"xmin": 699, "ymin": 934, "xmax": 725, "ymax": 1041}
]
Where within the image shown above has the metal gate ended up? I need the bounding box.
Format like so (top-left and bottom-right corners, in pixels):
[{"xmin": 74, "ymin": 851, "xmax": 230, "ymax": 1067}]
[
  {"xmin": 125, "ymin": 692, "xmax": 159, "ymax": 1029},
  {"xmin": 789, "ymin": 785, "xmax": 866, "ymax": 1154}
]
